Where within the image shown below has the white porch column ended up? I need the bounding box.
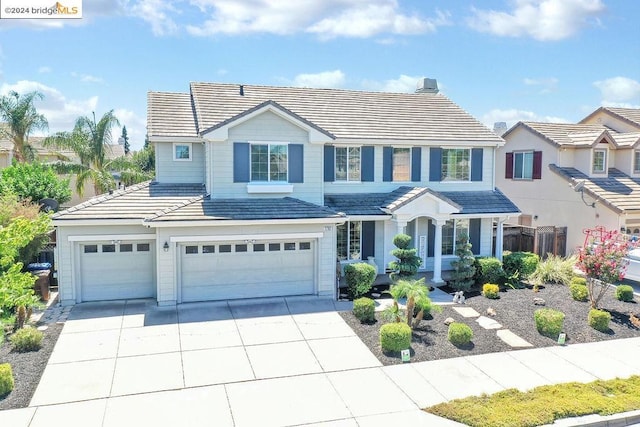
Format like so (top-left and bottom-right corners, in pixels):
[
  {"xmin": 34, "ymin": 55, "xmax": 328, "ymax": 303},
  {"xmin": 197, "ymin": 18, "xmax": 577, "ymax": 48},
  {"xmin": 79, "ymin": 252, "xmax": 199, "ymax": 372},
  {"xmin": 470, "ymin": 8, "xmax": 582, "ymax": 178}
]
[
  {"xmin": 395, "ymin": 220, "xmax": 407, "ymax": 236},
  {"xmin": 432, "ymin": 219, "xmax": 445, "ymax": 283},
  {"xmin": 496, "ymin": 218, "xmax": 505, "ymax": 261}
]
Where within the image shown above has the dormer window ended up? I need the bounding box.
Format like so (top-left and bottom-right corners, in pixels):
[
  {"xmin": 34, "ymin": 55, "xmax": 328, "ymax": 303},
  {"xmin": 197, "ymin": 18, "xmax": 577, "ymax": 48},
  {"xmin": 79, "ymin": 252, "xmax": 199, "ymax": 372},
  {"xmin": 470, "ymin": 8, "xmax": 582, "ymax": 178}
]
[{"xmin": 592, "ymin": 149, "xmax": 607, "ymax": 174}]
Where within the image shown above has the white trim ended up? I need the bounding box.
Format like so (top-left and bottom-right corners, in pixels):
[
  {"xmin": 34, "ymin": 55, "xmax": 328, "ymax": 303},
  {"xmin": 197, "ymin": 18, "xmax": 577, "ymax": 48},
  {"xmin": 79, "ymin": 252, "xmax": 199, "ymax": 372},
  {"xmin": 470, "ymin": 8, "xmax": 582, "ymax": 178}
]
[
  {"xmin": 147, "ymin": 217, "xmax": 345, "ymax": 227},
  {"xmin": 246, "ymin": 183, "xmax": 294, "ymax": 194},
  {"xmin": 249, "ymin": 142, "xmax": 289, "ymax": 183},
  {"xmin": 149, "ymin": 136, "xmax": 202, "ymax": 143},
  {"xmin": 343, "ymin": 215, "xmax": 392, "ymax": 221},
  {"xmin": 170, "ymin": 232, "xmax": 323, "ymax": 243},
  {"xmin": 330, "ymin": 138, "xmax": 504, "ymax": 147},
  {"xmin": 68, "ymin": 234, "xmax": 156, "ymax": 242},
  {"xmin": 53, "ymin": 219, "xmax": 143, "ymax": 226},
  {"xmin": 173, "ymin": 142, "xmax": 192, "ymax": 161}
]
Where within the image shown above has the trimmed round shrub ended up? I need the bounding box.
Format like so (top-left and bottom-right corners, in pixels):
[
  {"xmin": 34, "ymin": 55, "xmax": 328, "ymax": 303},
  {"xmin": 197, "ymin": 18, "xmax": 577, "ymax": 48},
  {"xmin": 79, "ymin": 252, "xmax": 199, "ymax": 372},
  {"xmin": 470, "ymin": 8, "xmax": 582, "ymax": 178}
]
[
  {"xmin": 503, "ymin": 251, "xmax": 540, "ymax": 280},
  {"xmin": 534, "ymin": 308, "xmax": 565, "ymax": 339},
  {"xmin": 589, "ymin": 309, "xmax": 611, "ymax": 332},
  {"xmin": 353, "ymin": 297, "xmax": 375, "ymax": 323},
  {"xmin": 474, "ymin": 257, "xmax": 506, "ymax": 286},
  {"xmin": 570, "ymin": 276, "xmax": 587, "ymax": 287},
  {"xmin": 0, "ymin": 363, "xmax": 14, "ymax": 397},
  {"xmin": 448, "ymin": 322, "xmax": 473, "ymax": 346},
  {"xmin": 380, "ymin": 322, "xmax": 412, "ymax": 352},
  {"xmin": 615, "ymin": 285, "xmax": 635, "ymax": 302},
  {"xmin": 10, "ymin": 327, "xmax": 43, "ymax": 352},
  {"xmin": 345, "ymin": 262, "xmax": 376, "ymax": 299},
  {"xmin": 570, "ymin": 283, "xmax": 589, "ymax": 302},
  {"xmin": 482, "ymin": 283, "xmax": 500, "ymax": 299}
]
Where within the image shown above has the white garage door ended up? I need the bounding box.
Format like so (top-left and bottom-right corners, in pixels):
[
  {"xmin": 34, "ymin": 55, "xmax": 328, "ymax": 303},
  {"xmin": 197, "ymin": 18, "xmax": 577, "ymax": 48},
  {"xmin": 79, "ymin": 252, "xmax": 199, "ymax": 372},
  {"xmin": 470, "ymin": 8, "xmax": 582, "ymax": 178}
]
[
  {"xmin": 79, "ymin": 241, "xmax": 155, "ymax": 302},
  {"xmin": 180, "ymin": 240, "xmax": 315, "ymax": 302}
]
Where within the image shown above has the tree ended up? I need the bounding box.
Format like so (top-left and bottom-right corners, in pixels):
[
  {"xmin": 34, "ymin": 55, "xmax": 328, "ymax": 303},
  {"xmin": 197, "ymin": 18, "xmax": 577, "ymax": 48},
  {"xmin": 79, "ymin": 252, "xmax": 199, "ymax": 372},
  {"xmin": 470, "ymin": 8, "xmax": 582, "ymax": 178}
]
[
  {"xmin": 387, "ymin": 234, "xmax": 422, "ymax": 281},
  {"xmin": 0, "ymin": 91, "xmax": 48, "ymax": 163},
  {"xmin": 0, "ymin": 162, "xmax": 71, "ymax": 205},
  {"xmin": 383, "ymin": 278, "xmax": 440, "ymax": 329},
  {"xmin": 121, "ymin": 125, "xmax": 130, "ymax": 155},
  {"xmin": 449, "ymin": 232, "xmax": 476, "ymax": 291}
]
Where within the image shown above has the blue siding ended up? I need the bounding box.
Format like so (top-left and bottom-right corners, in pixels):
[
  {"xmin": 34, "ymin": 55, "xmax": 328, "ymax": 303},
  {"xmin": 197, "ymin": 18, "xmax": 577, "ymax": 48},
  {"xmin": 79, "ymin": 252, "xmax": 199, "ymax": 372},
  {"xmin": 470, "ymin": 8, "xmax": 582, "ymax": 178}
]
[
  {"xmin": 471, "ymin": 148, "xmax": 483, "ymax": 182},
  {"xmin": 233, "ymin": 142, "xmax": 250, "ymax": 183},
  {"xmin": 362, "ymin": 221, "xmax": 375, "ymax": 259},
  {"xmin": 382, "ymin": 146, "xmax": 393, "ymax": 182},
  {"xmin": 411, "ymin": 147, "xmax": 421, "ymax": 182},
  {"xmin": 288, "ymin": 144, "xmax": 304, "ymax": 183},
  {"xmin": 361, "ymin": 146, "xmax": 374, "ymax": 182},
  {"xmin": 429, "ymin": 148, "xmax": 442, "ymax": 182},
  {"xmin": 324, "ymin": 145, "xmax": 335, "ymax": 182},
  {"xmin": 469, "ymin": 218, "xmax": 481, "ymax": 255}
]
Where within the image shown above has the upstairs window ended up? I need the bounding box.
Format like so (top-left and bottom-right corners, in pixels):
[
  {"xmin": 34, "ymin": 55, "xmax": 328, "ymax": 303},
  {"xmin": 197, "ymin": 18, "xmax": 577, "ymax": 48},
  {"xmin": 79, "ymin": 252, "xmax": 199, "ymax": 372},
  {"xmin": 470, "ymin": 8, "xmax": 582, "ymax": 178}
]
[
  {"xmin": 335, "ymin": 147, "xmax": 361, "ymax": 181},
  {"xmin": 251, "ymin": 143, "xmax": 288, "ymax": 182},
  {"xmin": 592, "ymin": 149, "xmax": 607, "ymax": 173},
  {"xmin": 634, "ymin": 151, "xmax": 640, "ymax": 174},
  {"xmin": 441, "ymin": 149, "xmax": 470, "ymax": 181},
  {"xmin": 392, "ymin": 148, "xmax": 411, "ymax": 181},
  {"xmin": 513, "ymin": 151, "xmax": 534, "ymax": 180},
  {"xmin": 173, "ymin": 143, "xmax": 192, "ymax": 161},
  {"xmin": 337, "ymin": 221, "xmax": 361, "ymax": 261}
]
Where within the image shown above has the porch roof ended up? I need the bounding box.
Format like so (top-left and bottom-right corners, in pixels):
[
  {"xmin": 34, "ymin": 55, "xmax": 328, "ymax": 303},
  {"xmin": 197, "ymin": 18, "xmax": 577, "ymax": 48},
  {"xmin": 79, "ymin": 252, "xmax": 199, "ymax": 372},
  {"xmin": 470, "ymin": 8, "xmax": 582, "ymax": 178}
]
[{"xmin": 440, "ymin": 189, "xmax": 521, "ymax": 215}]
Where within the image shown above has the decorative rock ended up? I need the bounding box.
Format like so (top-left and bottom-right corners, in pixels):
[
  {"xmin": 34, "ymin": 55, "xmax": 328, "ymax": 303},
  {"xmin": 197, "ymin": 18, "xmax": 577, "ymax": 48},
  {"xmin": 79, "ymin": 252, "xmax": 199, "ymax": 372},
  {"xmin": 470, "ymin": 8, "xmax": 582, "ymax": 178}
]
[
  {"xmin": 444, "ymin": 317, "xmax": 455, "ymax": 325},
  {"xmin": 452, "ymin": 291, "xmax": 466, "ymax": 304},
  {"xmin": 37, "ymin": 325, "xmax": 48, "ymax": 331},
  {"xmin": 487, "ymin": 307, "xmax": 497, "ymax": 316},
  {"xmin": 533, "ymin": 297, "xmax": 546, "ymax": 306},
  {"xmin": 371, "ymin": 293, "xmax": 381, "ymax": 298}
]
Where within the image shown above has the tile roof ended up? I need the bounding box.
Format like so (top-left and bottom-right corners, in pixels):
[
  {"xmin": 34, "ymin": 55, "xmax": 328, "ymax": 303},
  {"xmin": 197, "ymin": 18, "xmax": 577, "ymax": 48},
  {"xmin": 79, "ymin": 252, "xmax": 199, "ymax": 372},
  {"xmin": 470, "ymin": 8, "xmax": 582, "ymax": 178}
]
[
  {"xmin": 580, "ymin": 107, "xmax": 640, "ymax": 130},
  {"xmin": 550, "ymin": 165, "xmax": 640, "ymax": 214},
  {"xmin": 440, "ymin": 189, "xmax": 521, "ymax": 215},
  {"xmin": 53, "ymin": 181, "xmax": 206, "ymax": 221},
  {"xmin": 148, "ymin": 82, "xmax": 504, "ymax": 143},
  {"xmin": 513, "ymin": 122, "xmax": 609, "ymax": 146},
  {"xmin": 145, "ymin": 197, "xmax": 343, "ymax": 222}
]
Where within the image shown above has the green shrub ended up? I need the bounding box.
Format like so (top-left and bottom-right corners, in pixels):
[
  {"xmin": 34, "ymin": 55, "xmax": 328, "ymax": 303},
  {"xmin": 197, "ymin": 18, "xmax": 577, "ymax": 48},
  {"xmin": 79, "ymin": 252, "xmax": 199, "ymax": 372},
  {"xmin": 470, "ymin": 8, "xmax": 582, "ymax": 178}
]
[
  {"xmin": 353, "ymin": 297, "xmax": 375, "ymax": 323},
  {"xmin": 503, "ymin": 252, "xmax": 540, "ymax": 280},
  {"xmin": 616, "ymin": 285, "xmax": 635, "ymax": 302},
  {"xmin": 570, "ymin": 276, "xmax": 587, "ymax": 286},
  {"xmin": 589, "ymin": 309, "xmax": 611, "ymax": 332},
  {"xmin": 570, "ymin": 283, "xmax": 589, "ymax": 302},
  {"xmin": 345, "ymin": 262, "xmax": 376, "ymax": 299},
  {"xmin": 534, "ymin": 308, "xmax": 565, "ymax": 339},
  {"xmin": 0, "ymin": 363, "xmax": 14, "ymax": 397},
  {"xmin": 448, "ymin": 322, "xmax": 473, "ymax": 346},
  {"xmin": 474, "ymin": 257, "xmax": 505, "ymax": 286},
  {"xmin": 10, "ymin": 327, "xmax": 43, "ymax": 352},
  {"xmin": 380, "ymin": 322, "xmax": 412, "ymax": 352},
  {"xmin": 482, "ymin": 283, "xmax": 500, "ymax": 299},
  {"xmin": 530, "ymin": 255, "xmax": 576, "ymax": 286}
]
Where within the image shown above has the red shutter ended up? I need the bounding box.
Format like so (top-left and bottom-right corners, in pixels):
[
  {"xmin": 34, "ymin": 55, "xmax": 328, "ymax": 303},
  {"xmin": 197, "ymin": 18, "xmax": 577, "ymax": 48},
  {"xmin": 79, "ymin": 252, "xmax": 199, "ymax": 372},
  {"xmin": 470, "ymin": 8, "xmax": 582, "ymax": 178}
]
[
  {"xmin": 505, "ymin": 152, "xmax": 513, "ymax": 179},
  {"xmin": 532, "ymin": 151, "xmax": 542, "ymax": 179}
]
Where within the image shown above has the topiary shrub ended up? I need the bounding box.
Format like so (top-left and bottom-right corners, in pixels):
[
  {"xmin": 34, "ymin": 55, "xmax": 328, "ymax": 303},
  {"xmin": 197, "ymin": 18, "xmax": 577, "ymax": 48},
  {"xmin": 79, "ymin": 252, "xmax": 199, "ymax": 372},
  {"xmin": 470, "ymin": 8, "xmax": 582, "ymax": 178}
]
[
  {"xmin": 534, "ymin": 308, "xmax": 565, "ymax": 339},
  {"xmin": 474, "ymin": 257, "xmax": 505, "ymax": 286},
  {"xmin": 380, "ymin": 322, "xmax": 412, "ymax": 352},
  {"xmin": 482, "ymin": 283, "xmax": 500, "ymax": 299},
  {"xmin": 503, "ymin": 252, "xmax": 540, "ymax": 280},
  {"xmin": 570, "ymin": 283, "xmax": 589, "ymax": 302},
  {"xmin": 589, "ymin": 309, "xmax": 611, "ymax": 332},
  {"xmin": 344, "ymin": 262, "xmax": 376, "ymax": 299},
  {"xmin": 448, "ymin": 322, "xmax": 473, "ymax": 346},
  {"xmin": 10, "ymin": 327, "xmax": 43, "ymax": 352},
  {"xmin": 353, "ymin": 297, "xmax": 375, "ymax": 323},
  {"xmin": 387, "ymin": 234, "xmax": 422, "ymax": 281},
  {"xmin": 615, "ymin": 285, "xmax": 635, "ymax": 302},
  {"xmin": 450, "ymin": 232, "xmax": 476, "ymax": 291},
  {"xmin": 0, "ymin": 363, "xmax": 14, "ymax": 397},
  {"xmin": 570, "ymin": 276, "xmax": 587, "ymax": 287}
]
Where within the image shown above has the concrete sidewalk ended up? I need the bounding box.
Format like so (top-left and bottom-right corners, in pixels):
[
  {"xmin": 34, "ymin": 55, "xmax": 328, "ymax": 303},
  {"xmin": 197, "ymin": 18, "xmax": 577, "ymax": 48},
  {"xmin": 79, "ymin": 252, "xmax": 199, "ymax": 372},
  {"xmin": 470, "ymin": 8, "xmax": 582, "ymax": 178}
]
[{"xmin": 2, "ymin": 297, "xmax": 640, "ymax": 426}]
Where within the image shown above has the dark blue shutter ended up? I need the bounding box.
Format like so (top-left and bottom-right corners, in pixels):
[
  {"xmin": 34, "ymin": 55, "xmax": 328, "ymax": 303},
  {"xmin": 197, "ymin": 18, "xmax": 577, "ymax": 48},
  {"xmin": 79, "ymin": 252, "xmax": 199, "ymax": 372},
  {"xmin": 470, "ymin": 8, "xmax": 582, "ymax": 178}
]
[
  {"xmin": 324, "ymin": 145, "xmax": 334, "ymax": 182},
  {"xmin": 429, "ymin": 148, "xmax": 442, "ymax": 182},
  {"xmin": 427, "ymin": 220, "xmax": 435, "ymax": 257},
  {"xmin": 233, "ymin": 142, "xmax": 250, "ymax": 183},
  {"xmin": 361, "ymin": 146, "xmax": 374, "ymax": 182},
  {"xmin": 471, "ymin": 148, "xmax": 483, "ymax": 182},
  {"xmin": 469, "ymin": 218, "xmax": 481, "ymax": 255},
  {"xmin": 288, "ymin": 144, "xmax": 303, "ymax": 183},
  {"xmin": 361, "ymin": 221, "xmax": 375, "ymax": 259},
  {"xmin": 411, "ymin": 147, "xmax": 421, "ymax": 182},
  {"xmin": 383, "ymin": 147, "xmax": 393, "ymax": 182}
]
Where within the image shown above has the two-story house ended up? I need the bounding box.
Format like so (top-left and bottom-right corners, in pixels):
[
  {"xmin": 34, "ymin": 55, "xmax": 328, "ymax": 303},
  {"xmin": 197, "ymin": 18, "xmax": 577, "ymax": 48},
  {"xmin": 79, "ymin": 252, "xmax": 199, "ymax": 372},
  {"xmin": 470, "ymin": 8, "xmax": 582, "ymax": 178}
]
[
  {"xmin": 52, "ymin": 80, "xmax": 519, "ymax": 306},
  {"xmin": 496, "ymin": 107, "xmax": 640, "ymax": 255}
]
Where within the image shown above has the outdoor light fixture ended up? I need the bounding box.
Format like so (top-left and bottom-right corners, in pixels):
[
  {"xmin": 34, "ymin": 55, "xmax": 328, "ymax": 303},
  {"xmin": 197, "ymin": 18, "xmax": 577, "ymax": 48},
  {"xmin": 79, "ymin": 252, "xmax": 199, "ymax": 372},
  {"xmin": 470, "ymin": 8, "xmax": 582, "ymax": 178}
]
[
  {"xmin": 572, "ymin": 180, "xmax": 596, "ymax": 208},
  {"xmin": 163, "ymin": 241, "xmax": 169, "ymax": 252}
]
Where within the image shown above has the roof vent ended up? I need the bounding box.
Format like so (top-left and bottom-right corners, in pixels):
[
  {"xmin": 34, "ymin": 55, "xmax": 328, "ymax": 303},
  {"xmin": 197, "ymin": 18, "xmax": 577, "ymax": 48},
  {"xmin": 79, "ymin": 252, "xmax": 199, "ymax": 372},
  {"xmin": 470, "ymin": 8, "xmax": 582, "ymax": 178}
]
[
  {"xmin": 493, "ymin": 122, "xmax": 508, "ymax": 136},
  {"xmin": 239, "ymin": 85, "xmax": 244, "ymax": 96},
  {"xmin": 415, "ymin": 78, "xmax": 439, "ymax": 94}
]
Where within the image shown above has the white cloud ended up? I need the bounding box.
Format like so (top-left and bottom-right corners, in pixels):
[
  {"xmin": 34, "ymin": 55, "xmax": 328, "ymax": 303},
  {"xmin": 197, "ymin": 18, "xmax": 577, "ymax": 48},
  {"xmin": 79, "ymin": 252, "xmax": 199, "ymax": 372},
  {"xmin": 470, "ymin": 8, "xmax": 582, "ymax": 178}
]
[
  {"xmin": 70, "ymin": 72, "xmax": 105, "ymax": 84},
  {"xmin": 292, "ymin": 70, "xmax": 346, "ymax": 89},
  {"xmin": 593, "ymin": 76, "xmax": 640, "ymax": 106},
  {"xmin": 128, "ymin": 0, "xmax": 179, "ymax": 36},
  {"xmin": 361, "ymin": 74, "xmax": 425, "ymax": 93},
  {"xmin": 38, "ymin": 66, "xmax": 52, "ymax": 74},
  {"xmin": 467, "ymin": 0, "xmax": 605, "ymax": 41},
  {"xmin": 186, "ymin": 0, "xmax": 449, "ymax": 39},
  {"xmin": 482, "ymin": 108, "xmax": 569, "ymax": 129}
]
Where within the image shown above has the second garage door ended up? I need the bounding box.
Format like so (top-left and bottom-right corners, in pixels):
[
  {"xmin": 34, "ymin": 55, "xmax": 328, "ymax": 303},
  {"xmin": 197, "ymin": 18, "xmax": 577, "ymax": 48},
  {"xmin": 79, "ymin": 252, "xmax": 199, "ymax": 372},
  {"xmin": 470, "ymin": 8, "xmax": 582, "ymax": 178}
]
[{"xmin": 180, "ymin": 240, "xmax": 315, "ymax": 302}]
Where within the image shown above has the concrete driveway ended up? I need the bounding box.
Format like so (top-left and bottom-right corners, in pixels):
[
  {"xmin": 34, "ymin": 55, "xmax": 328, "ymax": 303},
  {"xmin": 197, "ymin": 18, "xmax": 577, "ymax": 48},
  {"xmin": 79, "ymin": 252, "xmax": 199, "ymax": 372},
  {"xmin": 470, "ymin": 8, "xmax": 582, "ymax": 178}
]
[{"xmin": 13, "ymin": 297, "xmax": 458, "ymax": 427}]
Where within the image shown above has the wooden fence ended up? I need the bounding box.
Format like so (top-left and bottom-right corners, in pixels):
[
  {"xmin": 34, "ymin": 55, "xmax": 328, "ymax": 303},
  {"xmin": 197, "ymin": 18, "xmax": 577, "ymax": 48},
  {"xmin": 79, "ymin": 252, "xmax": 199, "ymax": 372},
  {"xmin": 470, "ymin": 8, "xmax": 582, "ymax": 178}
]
[{"xmin": 495, "ymin": 225, "xmax": 567, "ymax": 259}]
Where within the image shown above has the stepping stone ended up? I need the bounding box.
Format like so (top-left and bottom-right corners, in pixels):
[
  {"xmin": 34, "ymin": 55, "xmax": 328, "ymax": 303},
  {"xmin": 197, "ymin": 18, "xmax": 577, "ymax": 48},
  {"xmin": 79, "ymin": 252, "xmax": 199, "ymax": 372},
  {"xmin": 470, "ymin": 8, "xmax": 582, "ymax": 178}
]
[
  {"xmin": 476, "ymin": 315, "xmax": 502, "ymax": 330},
  {"xmin": 497, "ymin": 329, "xmax": 533, "ymax": 348},
  {"xmin": 452, "ymin": 306, "xmax": 480, "ymax": 318}
]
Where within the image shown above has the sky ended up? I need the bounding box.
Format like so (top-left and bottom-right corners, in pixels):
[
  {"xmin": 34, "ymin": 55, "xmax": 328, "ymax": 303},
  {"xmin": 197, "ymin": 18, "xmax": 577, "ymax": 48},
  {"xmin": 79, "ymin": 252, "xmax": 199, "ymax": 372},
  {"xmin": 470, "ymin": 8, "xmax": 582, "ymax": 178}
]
[{"xmin": 0, "ymin": 0, "xmax": 638, "ymax": 151}]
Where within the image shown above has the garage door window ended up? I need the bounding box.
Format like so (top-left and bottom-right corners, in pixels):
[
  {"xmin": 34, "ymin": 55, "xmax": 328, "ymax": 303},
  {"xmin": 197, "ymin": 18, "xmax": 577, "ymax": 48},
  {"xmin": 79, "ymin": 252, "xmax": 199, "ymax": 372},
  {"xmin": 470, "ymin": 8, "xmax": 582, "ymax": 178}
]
[
  {"xmin": 120, "ymin": 244, "xmax": 133, "ymax": 252},
  {"xmin": 219, "ymin": 244, "xmax": 232, "ymax": 253},
  {"xmin": 137, "ymin": 243, "xmax": 150, "ymax": 252},
  {"xmin": 253, "ymin": 243, "xmax": 265, "ymax": 252},
  {"xmin": 84, "ymin": 245, "xmax": 98, "ymax": 253},
  {"xmin": 300, "ymin": 242, "xmax": 311, "ymax": 250},
  {"xmin": 202, "ymin": 245, "xmax": 215, "ymax": 253},
  {"xmin": 235, "ymin": 244, "xmax": 248, "ymax": 252},
  {"xmin": 185, "ymin": 246, "xmax": 198, "ymax": 254},
  {"xmin": 284, "ymin": 242, "xmax": 296, "ymax": 251},
  {"xmin": 102, "ymin": 244, "xmax": 116, "ymax": 253},
  {"xmin": 269, "ymin": 243, "xmax": 281, "ymax": 251}
]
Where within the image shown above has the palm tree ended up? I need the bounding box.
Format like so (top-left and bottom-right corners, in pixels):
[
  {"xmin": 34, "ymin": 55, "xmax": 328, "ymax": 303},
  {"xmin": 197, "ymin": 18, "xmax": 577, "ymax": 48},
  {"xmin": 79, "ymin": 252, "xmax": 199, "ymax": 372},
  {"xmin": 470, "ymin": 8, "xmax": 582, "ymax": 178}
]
[{"xmin": 0, "ymin": 91, "xmax": 48, "ymax": 162}]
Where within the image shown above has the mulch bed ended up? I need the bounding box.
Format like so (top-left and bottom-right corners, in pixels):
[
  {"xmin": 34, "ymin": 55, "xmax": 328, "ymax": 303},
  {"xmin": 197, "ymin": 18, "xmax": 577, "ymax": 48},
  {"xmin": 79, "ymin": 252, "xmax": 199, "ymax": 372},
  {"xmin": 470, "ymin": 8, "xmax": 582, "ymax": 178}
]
[
  {"xmin": 340, "ymin": 283, "xmax": 640, "ymax": 365},
  {"xmin": 0, "ymin": 323, "xmax": 63, "ymax": 410}
]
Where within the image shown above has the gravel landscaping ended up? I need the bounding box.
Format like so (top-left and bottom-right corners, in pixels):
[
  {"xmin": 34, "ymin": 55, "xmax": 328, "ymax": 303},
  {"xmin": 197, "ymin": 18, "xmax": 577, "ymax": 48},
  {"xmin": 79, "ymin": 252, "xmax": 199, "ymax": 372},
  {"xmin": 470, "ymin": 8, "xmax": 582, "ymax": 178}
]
[{"xmin": 340, "ymin": 282, "xmax": 640, "ymax": 365}]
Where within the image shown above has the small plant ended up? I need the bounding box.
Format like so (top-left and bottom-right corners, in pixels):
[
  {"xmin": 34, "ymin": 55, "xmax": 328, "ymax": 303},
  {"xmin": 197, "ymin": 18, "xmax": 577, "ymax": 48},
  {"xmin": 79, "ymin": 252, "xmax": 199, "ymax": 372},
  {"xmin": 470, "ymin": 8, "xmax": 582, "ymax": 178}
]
[
  {"xmin": 0, "ymin": 363, "xmax": 14, "ymax": 397},
  {"xmin": 474, "ymin": 257, "xmax": 505, "ymax": 286},
  {"xmin": 353, "ymin": 297, "xmax": 375, "ymax": 323},
  {"xmin": 344, "ymin": 262, "xmax": 376, "ymax": 299},
  {"xmin": 448, "ymin": 322, "xmax": 473, "ymax": 346},
  {"xmin": 380, "ymin": 322, "xmax": 412, "ymax": 352},
  {"xmin": 570, "ymin": 283, "xmax": 589, "ymax": 302},
  {"xmin": 534, "ymin": 308, "xmax": 565, "ymax": 339},
  {"xmin": 10, "ymin": 327, "xmax": 43, "ymax": 352},
  {"xmin": 570, "ymin": 276, "xmax": 587, "ymax": 286},
  {"xmin": 449, "ymin": 231, "xmax": 476, "ymax": 291},
  {"xmin": 384, "ymin": 278, "xmax": 438, "ymax": 329},
  {"xmin": 482, "ymin": 283, "xmax": 500, "ymax": 299},
  {"xmin": 503, "ymin": 251, "xmax": 540, "ymax": 280},
  {"xmin": 387, "ymin": 234, "xmax": 422, "ymax": 281},
  {"xmin": 530, "ymin": 255, "xmax": 576, "ymax": 286},
  {"xmin": 616, "ymin": 285, "xmax": 635, "ymax": 302},
  {"xmin": 588, "ymin": 308, "xmax": 611, "ymax": 332}
]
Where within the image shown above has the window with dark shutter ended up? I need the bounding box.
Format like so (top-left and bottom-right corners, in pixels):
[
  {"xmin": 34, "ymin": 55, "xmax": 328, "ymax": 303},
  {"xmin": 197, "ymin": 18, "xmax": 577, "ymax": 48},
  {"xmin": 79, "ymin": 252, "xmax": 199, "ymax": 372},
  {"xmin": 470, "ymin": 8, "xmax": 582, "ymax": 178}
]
[
  {"xmin": 382, "ymin": 147, "xmax": 393, "ymax": 182},
  {"xmin": 288, "ymin": 144, "xmax": 303, "ymax": 183},
  {"xmin": 233, "ymin": 142, "xmax": 250, "ymax": 183},
  {"xmin": 429, "ymin": 148, "xmax": 442, "ymax": 181},
  {"xmin": 532, "ymin": 151, "xmax": 542, "ymax": 179},
  {"xmin": 411, "ymin": 147, "xmax": 421, "ymax": 182},
  {"xmin": 324, "ymin": 145, "xmax": 335, "ymax": 182},
  {"xmin": 505, "ymin": 152, "xmax": 514, "ymax": 179},
  {"xmin": 361, "ymin": 146, "xmax": 374, "ymax": 182}
]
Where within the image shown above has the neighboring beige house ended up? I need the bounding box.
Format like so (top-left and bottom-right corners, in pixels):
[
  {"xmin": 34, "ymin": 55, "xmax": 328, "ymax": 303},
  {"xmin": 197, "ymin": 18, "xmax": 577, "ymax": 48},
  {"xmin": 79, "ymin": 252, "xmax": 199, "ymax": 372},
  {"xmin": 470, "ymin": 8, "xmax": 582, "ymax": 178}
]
[{"xmin": 496, "ymin": 107, "xmax": 640, "ymax": 255}]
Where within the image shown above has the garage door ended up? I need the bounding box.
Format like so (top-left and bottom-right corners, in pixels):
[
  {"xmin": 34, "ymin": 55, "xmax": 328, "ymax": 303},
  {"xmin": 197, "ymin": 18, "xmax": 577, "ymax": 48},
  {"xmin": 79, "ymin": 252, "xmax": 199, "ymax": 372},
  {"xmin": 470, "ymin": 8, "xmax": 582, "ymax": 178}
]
[
  {"xmin": 79, "ymin": 241, "xmax": 155, "ymax": 301},
  {"xmin": 180, "ymin": 240, "xmax": 315, "ymax": 302}
]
